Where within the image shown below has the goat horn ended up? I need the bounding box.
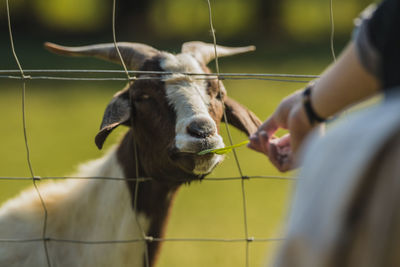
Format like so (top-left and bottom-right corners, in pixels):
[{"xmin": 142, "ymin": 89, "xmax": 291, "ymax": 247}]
[
  {"xmin": 44, "ymin": 42, "xmax": 160, "ymax": 70},
  {"xmin": 181, "ymin": 41, "xmax": 255, "ymax": 65}
]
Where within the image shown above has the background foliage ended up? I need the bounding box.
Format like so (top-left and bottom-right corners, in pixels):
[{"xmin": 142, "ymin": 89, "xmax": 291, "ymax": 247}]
[{"xmin": 0, "ymin": 0, "xmax": 373, "ymax": 42}]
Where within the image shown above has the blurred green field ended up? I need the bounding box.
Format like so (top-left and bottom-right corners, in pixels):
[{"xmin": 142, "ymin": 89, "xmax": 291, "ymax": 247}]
[{"xmin": 0, "ymin": 44, "xmax": 334, "ymax": 266}]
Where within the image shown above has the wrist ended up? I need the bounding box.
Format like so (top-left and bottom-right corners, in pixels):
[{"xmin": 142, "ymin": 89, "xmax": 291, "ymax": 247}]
[
  {"xmin": 288, "ymin": 101, "xmax": 314, "ymax": 153},
  {"xmin": 302, "ymin": 82, "xmax": 328, "ymax": 126}
]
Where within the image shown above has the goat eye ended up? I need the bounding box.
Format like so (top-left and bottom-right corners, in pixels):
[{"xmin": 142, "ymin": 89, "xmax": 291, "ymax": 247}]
[{"xmin": 135, "ymin": 94, "xmax": 151, "ymax": 102}]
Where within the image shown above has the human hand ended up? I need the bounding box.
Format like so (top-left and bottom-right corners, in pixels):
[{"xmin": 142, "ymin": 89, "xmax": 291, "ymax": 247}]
[
  {"xmin": 248, "ymin": 90, "xmax": 315, "ymax": 172},
  {"xmin": 248, "ymin": 130, "xmax": 294, "ymax": 172}
]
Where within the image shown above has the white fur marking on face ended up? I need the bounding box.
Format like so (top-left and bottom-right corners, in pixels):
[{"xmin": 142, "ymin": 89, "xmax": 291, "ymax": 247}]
[
  {"xmin": 161, "ymin": 53, "xmax": 211, "ymax": 120},
  {"xmin": 161, "ymin": 53, "xmax": 224, "ymax": 153},
  {"xmin": 160, "ymin": 52, "xmax": 225, "ymax": 174}
]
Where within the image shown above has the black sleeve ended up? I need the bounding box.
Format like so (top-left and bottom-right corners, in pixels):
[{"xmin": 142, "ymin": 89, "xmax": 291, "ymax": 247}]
[{"xmin": 353, "ymin": 0, "xmax": 400, "ymax": 90}]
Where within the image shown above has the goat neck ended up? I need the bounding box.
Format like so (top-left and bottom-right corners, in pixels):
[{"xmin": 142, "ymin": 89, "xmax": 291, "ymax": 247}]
[{"xmin": 116, "ymin": 130, "xmax": 184, "ymax": 266}]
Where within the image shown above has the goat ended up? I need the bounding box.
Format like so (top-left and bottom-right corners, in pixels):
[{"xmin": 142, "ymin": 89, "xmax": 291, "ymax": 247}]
[{"xmin": 0, "ymin": 41, "xmax": 261, "ymax": 267}]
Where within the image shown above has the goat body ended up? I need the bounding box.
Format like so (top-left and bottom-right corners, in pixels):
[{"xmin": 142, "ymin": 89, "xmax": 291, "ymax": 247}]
[{"xmin": 0, "ymin": 149, "xmax": 150, "ymax": 267}]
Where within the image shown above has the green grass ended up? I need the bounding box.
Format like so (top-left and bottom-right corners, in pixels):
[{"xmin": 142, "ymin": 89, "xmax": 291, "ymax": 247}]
[{"xmin": 0, "ymin": 47, "xmax": 330, "ymax": 266}]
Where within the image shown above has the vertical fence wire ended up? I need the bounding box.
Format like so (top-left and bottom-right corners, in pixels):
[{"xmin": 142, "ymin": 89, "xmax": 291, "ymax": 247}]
[
  {"xmin": 329, "ymin": 0, "xmax": 336, "ymax": 61},
  {"xmin": 205, "ymin": 1, "xmax": 251, "ymax": 266},
  {"xmin": 5, "ymin": 0, "xmax": 51, "ymax": 266},
  {"xmin": 111, "ymin": 1, "xmax": 151, "ymax": 266}
]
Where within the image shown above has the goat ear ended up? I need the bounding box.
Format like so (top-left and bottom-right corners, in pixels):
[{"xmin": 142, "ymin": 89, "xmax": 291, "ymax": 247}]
[
  {"xmin": 223, "ymin": 97, "xmax": 261, "ymax": 136},
  {"xmin": 95, "ymin": 89, "xmax": 131, "ymax": 149}
]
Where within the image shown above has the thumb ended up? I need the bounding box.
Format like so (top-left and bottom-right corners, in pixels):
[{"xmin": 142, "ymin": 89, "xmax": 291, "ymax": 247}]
[
  {"xmin": 248, "ymin": 116, "xmax": 279, "ymax": 154},
  {"xmin": 257, "ymin": 115, "xmax": 279, "ymax": 138}
]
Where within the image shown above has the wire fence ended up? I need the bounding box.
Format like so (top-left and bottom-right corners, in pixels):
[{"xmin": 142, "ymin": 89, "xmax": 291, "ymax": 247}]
[
  {"xmin": 0, "ymin": 70, "xmax": 318, "ymax": 83},
  {"xmin": 1, "ymin": 0, "xmax": 337, "ymax": 266}
]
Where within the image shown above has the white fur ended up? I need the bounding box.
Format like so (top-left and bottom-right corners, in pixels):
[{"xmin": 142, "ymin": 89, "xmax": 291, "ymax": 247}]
[
  {"xmin": 161, "ymin": 53, "xmax": 224, "ymax": 174},
  {"xmin": 0, "ymin": 148, "xmax": 149, "ymax": 267}
]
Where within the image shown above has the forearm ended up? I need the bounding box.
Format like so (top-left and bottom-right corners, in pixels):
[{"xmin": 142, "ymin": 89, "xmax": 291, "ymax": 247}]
[
  {"xmin": 311, "ymin": 42, "xmax": 380, "ymax": 119},
  {"xmin": 249, "ymin": 1, "xmax": 396, "ymax": 172}
]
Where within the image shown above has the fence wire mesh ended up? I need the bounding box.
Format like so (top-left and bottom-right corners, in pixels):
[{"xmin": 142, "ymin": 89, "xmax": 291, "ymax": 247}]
[{"xmin": 1, "ymin": 0, "xmax": 337, "ymax": 266}]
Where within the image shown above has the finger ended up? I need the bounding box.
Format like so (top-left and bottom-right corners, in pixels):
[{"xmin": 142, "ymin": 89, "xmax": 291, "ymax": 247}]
[
  {"xmin": 248, "ymin": 130, "xmax": 269, "ymax": 155},
  {"xmin": 276, "ymin": 133, "xmax": 291, "ymax": 147},
  {"xmin": 268, "ymin": 142, "xmax": 282, "ymax": 170},
  {"xmin": 247, "ymin": 140, "xmax": 262, "ymax": 153},
  {"xmin": 255, "ymin": 116, "xmax": 279, "ymax": 139},
  {"xmin": 248, "ymin": 132, "xmax": 263, "ymax": 152},
  {"xmin": 259, "ymin": 131, "xmax": 270, "ymax": 155},
  {"xmin": 249, "ymin": 114, "xmax": 281, "ymax": 153},
  {"xmin": 278, "ymin": 153, "xmax": 295, "ymax": 172},
  {"xmin": 248, "ymin": 129, "xmax": 274, "ymax": 157},
  {"xmin": 268, "ymin": 138, "xmax": 296, "ymax": 172}
]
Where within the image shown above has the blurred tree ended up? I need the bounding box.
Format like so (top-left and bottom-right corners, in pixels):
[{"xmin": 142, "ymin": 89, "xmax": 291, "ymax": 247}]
[
  {"xmin": 0, "ymin": 0, "xmax": 378, "ymax": 43},
  {"xmin": 282, "ymin": 0, "xmax": 373, "ymax": 42},
  {"xmin": 34, "ymin": 0, "xmax": 109, "ymax": 32},
  {"xmin": 147, "ymin": 0, "xmax": 257, "ymax": 41},
  {"xmin": 253, "ymin": 0, "xmax": 285, "ymax": 40},
  {"xmin": 117, "ymin": 0, "xmax": 154, "ymax": 27}
]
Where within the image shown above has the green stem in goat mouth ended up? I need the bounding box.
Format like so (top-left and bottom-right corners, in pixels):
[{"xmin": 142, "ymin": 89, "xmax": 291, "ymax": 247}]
[{"xmin": 197, "ymin": 140, "xmax": 250, "ymax": 155}]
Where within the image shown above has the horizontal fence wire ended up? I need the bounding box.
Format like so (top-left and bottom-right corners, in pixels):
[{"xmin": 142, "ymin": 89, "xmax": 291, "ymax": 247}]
[
  {"xmin": 0, "ymin": 175, "xmax": 295, "ymax": 181},
  {"xmin": 0, "ymin": 237, "xmax": 285, "ymax": 244},
  {"xmin": 0, "ymin": 70, "xmax": 318, "ymax": 83}
]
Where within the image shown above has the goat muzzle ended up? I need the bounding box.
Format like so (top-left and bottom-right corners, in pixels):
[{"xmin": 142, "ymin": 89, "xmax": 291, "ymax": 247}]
[{"xmin": 186, "ymin": 118, "xmax": 216, "ymax": 139}]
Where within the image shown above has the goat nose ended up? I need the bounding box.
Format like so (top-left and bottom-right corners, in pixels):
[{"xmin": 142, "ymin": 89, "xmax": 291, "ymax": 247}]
[{"xmin": 186, "ymin": 118, "xmax": 216, "ymax": 138}]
